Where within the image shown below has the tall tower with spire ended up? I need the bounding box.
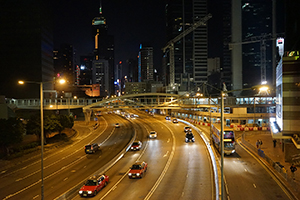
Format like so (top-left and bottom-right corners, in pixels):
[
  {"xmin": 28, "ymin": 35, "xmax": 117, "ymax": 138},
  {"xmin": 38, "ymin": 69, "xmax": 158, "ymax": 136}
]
[{"xmin": 92, "ymin": 2, "xmax": 115, "ymax": 97}]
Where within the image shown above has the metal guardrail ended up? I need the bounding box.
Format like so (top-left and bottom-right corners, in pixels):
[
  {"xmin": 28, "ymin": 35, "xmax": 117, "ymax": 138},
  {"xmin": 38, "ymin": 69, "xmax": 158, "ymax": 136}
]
[
  {"xmin": 241, "ymin": 133, "xmax": 288, "ymax": 179},
  {"xmin": 178, "ymin": 119, "xmax": 219, "ymax": 200}
]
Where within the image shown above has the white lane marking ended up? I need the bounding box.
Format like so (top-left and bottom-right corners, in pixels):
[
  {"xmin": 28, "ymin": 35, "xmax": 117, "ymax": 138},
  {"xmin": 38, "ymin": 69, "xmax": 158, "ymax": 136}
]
[
  {"xmin": 6, "ymin": 155, "xmax": 86, "ymax": 199},
  {"xmin": 63, "ymin": 177, "xmax": 68, "ymax": 181},
  {"xmin": 32, "ymin": 195, "xmax": 39, "ymax": 199},
  {"xmin": 238, "ymin": 139, "xmax": 294, "ymax": 199},
  {"xmin": 144, "ymin": 120, "xmax": 176, "ymax": 200},
  {"xmin": 167, "ymin": 138, "xmax": 170, "ymax": 143},
  {"xmin": 163, "ymin": 151, "xmax": 169, "ymax": 157},
  {"xmin": 99, "ymin": 169, "xmax": 130, "ymax": 200},
  {"xmin": 244, "ymin": 169, "xmax": 248, "ymax": 172},
  {"xmin": 112, "ymin": 186, "xmax": 117, "ymax": 191},
  {"xmin": 253, "ymin": 184, "xmax": 256, "ymax": 188},
  {"xmin": 1, "ymin": 170, "xmax": 6, "ymax": 174},
  {"xmin": 1, "ymin": 118, "xmax": 109, "ymax": 179}
]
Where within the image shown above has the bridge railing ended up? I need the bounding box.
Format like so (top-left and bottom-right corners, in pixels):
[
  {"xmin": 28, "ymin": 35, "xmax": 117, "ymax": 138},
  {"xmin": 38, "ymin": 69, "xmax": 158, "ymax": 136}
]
[
  {"xmin": 6, "ymin": 96, "xmax": 276, "ymax": 109},
  {"xmin": 6, "ymin": 98, "xmax": 104, "ymax": 107}
]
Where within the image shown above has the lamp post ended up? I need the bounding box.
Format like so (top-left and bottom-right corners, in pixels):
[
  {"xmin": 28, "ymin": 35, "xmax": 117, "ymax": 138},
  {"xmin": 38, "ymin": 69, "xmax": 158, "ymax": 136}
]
[
  {"xmin": 220, "ymin": 91, "xmax": 225, "ymax": 200},
  {"xmin": 219, "ymin": 84, "xmax": 269, "ymax": 200},
  {"xmin": 18, "ymin": 79, "xmax": 65, "ymax": 200}
]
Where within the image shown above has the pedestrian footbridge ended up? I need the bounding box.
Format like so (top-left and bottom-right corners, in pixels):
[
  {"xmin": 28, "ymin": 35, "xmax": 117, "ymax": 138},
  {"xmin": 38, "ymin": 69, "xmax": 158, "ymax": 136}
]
[{"xmin": 6, "ymin": 93, "xmax": 275, "ymax": 123}]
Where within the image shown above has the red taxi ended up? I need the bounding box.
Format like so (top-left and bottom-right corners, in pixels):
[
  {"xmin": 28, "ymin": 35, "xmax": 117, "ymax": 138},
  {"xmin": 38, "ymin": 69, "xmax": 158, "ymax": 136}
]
[
  {"xmin": 78, "ymin": 174, "xmax": 109, "ymax": 197},
  {"xmin": 130, "ymin": 141, "xmax": 142, "ymax": 151},
  {"xmin": 128, "ymin": 161, "xmax": 148, "ymax": 179}
]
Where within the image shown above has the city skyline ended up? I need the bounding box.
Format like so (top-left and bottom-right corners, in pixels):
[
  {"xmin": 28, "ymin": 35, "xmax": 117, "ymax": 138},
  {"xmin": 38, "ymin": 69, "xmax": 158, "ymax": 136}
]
[{"xmin": 53, "ymin": 0, "xmax": 166, "ymax": 72}]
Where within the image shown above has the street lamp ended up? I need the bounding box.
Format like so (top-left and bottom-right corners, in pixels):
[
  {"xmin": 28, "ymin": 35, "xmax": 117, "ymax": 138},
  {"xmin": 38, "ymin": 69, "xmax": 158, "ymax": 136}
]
[
  {"xmin": 18, "ymin": 79, "xmax": 65, "ymax": 200},
  {"xmin": 219, "ymin": 84, "xmax": 269, "ymax": 200}
]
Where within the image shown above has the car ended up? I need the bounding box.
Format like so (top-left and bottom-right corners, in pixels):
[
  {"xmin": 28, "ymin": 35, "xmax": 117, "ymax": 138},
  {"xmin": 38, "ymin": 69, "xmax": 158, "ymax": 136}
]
[
  {"xmin": 78, "ymin": 174, "xmax": 109, "ymax": 197},
  {"xmin": 128, "ymin": 161, "xmax": 148, "ymax": 179},
  {"xmin": 149, "ymin": 131, "xmax": 157, "ymax": 138},
  {"xmin": 115, "ymin": 123, "xmax": 120, "ymax": 128},
  {"xmin": 172, "ymin": 119, "xmax": 178, "ymax": 123},
  {"xmin": 165, "ymin": 116, "xmax": 171, "ymax": 120},
  {"xmin": 184, "ymin": 126, "xmax": 192, "ymax": 132},
  {"xmin": 130, "ymin": 141, "xmax": 142, "ymax": 151},
  {"xmin": 185, "ymin": 132, "xmax": 195, "ymax": 143},
  {"xmin": 85, "ymin": 143, "xmax": 100, "ymax": 154}
]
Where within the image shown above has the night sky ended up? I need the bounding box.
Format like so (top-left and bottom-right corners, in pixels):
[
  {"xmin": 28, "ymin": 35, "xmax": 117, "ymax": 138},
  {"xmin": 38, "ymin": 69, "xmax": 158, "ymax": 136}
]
[{"xmin": 53, "ymin": 0, "xmax": 167, "ymax": 71}]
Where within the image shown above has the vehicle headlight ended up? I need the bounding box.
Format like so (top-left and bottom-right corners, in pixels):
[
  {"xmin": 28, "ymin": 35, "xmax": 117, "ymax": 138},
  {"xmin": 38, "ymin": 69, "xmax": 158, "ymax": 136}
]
[
  {"xmin": 128, "ymin": 173, "xmax": 132, "ymax": 176},
  {"xmin": 87, "ymin": 191, "xmax": 92, "ymax": 194},
  {"xmin": 136, "ymin": 173, "xmax": 140, "ymax": 176},
  {"xmin": 79, "ymin": 191, "xmax": 83, "ymax": 194}
]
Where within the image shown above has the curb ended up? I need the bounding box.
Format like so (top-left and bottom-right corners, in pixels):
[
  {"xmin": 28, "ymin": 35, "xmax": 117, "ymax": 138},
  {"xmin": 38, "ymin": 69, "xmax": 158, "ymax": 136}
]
[{"xmin": 239, "ymin": 138, "xmax": 299, "ymax": 200}]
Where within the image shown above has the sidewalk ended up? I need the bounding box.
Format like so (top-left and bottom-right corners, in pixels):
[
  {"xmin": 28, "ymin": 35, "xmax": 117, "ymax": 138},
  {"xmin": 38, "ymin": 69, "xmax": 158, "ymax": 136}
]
[{"xmin": 242, "ymin": 132, "xmax": 300, "ymax": 200}]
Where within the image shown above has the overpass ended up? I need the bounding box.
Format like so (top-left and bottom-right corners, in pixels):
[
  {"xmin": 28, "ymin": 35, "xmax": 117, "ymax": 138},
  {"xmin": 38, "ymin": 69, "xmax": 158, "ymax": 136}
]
[{"xmin": 6, "ymin": 93, "xmax": 276, "ymax": 123}]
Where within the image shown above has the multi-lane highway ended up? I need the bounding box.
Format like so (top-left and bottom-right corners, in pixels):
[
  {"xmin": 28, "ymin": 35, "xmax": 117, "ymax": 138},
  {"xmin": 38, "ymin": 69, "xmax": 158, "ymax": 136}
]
[
  {"xmin": 0, "ymin": 111, "xmax": 294, "ymax": 200},
  {"xmin": 0, "ymin": 114, "xmax": 133, "ymax": 200},
  {"xmin": 72, "ymin": 111, "xmax": 215, "ymax": 200}
]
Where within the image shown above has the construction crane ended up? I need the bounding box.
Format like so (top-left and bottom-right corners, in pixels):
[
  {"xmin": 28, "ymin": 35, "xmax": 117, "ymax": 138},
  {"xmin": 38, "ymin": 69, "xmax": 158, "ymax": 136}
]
[
  {"xmin": 228, "ymin": 33, "xmax": 277, "ymax": 85},
  {"xmin": 162, "ymin": 13, "xmax": 212, "ymax": 86}
]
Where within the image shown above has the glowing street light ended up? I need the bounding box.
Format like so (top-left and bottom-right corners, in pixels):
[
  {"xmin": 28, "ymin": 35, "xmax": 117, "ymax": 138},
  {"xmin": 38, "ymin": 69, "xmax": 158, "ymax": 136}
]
[
  {"xmin": 219, "ymin": 84, "xmax": 269, "ymax": 200},
  {"xmin": 18, "ymin": 78, "xmax": 65, "ymax": 200}
]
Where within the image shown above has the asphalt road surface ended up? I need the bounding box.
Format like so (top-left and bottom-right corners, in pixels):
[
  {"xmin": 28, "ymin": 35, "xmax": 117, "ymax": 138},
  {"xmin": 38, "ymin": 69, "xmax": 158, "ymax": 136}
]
[
  {"xmin": 0, "ymin": 114, "xmax": 133, "ymax": 200},
  {"xmin": 71, "ymin": 111, "xmax": 215, "ymax": 200},
  {"xmin": 199, "ymin": 125, "xmax": 292, "ymax": 200}
]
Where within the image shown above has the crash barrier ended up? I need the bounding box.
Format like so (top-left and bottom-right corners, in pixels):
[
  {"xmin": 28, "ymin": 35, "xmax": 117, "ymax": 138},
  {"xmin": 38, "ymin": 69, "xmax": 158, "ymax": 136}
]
[
  {"xmin": 178, "ymin": 119, "xmax": 220, "ymax": 200},
  {"xmin": 55, "ymin": 121, "xmax": 136, "ymax": 200},
  {"xmin": 185, "ymin": 118, "xmax": 270, "ymax": 131}
]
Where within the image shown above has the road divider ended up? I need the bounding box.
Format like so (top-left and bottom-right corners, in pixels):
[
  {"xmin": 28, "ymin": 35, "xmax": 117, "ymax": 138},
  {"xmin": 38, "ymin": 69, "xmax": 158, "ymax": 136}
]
[
  {"xmin": 54, "ymin": 121, "xmax": 136, "ymax": 200},
  {"xmin": 178, "ymin": 119, "xmax": 219, "ymax": 200}
]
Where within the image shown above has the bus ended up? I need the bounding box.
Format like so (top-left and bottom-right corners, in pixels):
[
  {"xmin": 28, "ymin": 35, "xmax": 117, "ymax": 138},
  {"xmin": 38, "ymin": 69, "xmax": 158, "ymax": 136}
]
[{"xmin": 211, "ymin": 123, "xmax": 236, "ymax": 155}]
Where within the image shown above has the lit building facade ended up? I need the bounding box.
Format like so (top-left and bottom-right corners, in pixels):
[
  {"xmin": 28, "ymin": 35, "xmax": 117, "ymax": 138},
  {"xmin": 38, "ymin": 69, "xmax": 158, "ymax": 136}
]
[
  {"xmin": 92, "ymin": 59, "xmax": 109, "ymax": 97},
  {"xmin": 241, "ymin": 0, "xmax": 273, "ymax": 88},
  {"xmin": 53, "ymin": 44, "xmax": 75, "ymax": 84},
  {"xmin": 79, "ymin": 56, "xmax": 94, "ymax": 85},
  {"xmin": 165, "ymin": 0, "xmax": 208, "ymax": 92},
  {"xmin": 138, "ymin": 45, "xmax": 154, "ymax": 82},
  {"xmin": 92, "ymin": 6, "xmax": 115, "ymax": 97}
]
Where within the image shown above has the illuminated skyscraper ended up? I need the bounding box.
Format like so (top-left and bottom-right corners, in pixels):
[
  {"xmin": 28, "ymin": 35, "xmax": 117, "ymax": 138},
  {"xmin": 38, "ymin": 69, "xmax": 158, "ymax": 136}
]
[
  {"xmin": 165, "ymin": 0, "xmax": 208, "ymax": 92},
  {"xmin": 92, "ymin": 5, "xmax": 115, "ymax": 97},
  {"xmin": 138, "ymin": 45, "xmax": 154, "ymax": 82}
]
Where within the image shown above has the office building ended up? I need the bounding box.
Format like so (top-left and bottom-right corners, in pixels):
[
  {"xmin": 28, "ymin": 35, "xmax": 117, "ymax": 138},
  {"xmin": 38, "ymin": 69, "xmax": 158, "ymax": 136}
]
[
  {"xmin": 126, "ymin": 59, "xmax": 138, "ymax": 82},
  {"xmin": 272, "ymin": 0, "xmax": 300, "ymax": 161},
  {"xmin": 241, "ymin": 0, "xmax": 273, "ymax": 88},
  {"xmin": 165, "ymin": 0, "xmax": 208, "ymax": 92},
  {"xmin": 0, "ymin": 1, "xmax": 54, "ymax": 98},
  {"xmin": 138, "ymin": 45, "xmax": 154, "ymax": 82},
  {"xmin": 53, "ymin": 44, "xmax": 75, "ymax": 84},
  {"xmin": 79, "ymin": 55, "xmax": 94, "ymax": 85},
  {"xmin": 92, "ymin": 6, "xmax": 115, "ymax": 97}
]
